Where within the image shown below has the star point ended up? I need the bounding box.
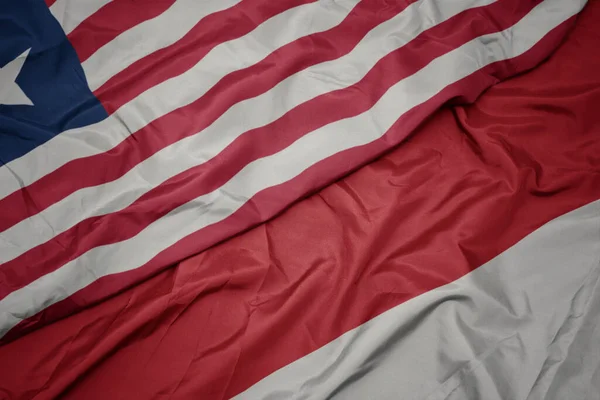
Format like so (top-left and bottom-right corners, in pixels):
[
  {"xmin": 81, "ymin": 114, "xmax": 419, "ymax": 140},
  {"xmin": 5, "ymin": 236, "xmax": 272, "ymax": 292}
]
[{"xmin": 0, "ymin": 48, "xmax": 34, "ymax": 107}]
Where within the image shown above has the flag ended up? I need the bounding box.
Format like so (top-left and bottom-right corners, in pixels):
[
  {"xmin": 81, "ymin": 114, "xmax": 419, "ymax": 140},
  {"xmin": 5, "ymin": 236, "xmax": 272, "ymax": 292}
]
[
  {"xmin": 0, "ymin": 0, "xmax": 589, "ymax": 341},
  {"xmin": 1, "ymin": 0, "xmax": 599, "ymax": 398}
]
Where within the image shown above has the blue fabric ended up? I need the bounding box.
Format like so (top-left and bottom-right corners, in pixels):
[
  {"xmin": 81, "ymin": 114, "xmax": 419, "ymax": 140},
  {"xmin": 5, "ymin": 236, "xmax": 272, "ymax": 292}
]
[{"xmin": 0, "ymin": 0, "xmax": 107, "ymax": 165}]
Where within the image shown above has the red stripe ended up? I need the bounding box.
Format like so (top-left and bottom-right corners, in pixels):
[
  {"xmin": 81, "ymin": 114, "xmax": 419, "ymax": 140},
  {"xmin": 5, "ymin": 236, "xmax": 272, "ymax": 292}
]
[
  {"xmin": 68, "ymin": 0, "xmax": 176, "ymax": 63},
  {"xmin": 44, "ymin": 0, "xmax": 57, "ymax": 7},
  {"xmin": 0, "ymin": 1, "xmax": 416, "ymax": 239},
  {"xmin": 94, "ymin": 0, "xmax": 316, "ymax": 113},
  {"xmin": 0, "ymin": 0, "xmax": 538, "ymax": 301},
  {"xmin": 0, "ymin": 7, "xmax": 597, "ymax": 398}
]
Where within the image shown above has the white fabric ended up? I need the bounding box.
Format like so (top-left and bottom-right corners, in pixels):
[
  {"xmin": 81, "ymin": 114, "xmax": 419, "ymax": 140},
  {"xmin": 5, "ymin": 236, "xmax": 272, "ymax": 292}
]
[
  {"xmin": 50, "ymin": 0, "xmax": 112, "ymax": 35},
  {"xmin": 82, "ymin": 0, "xmax": 243, "ymax": 91},
  {"xmin": 0, "ymin": 49, "xmax": 33, "ymax": 106}
]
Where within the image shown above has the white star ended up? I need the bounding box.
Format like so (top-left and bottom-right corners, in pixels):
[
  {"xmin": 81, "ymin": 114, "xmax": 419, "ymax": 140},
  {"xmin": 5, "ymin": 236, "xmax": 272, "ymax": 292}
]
[{"xmin": 0, "ymin": 48, "xmax": 33, "ymax": 106}]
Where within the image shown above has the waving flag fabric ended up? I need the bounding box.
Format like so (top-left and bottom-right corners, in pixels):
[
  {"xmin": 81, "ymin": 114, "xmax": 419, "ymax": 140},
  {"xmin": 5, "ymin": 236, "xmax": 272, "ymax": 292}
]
[
  {"xmin": 0, "ymin": 0, "xmax": 599, "ymax": 398},
  {"xmin": 0, "ymin": 0, "xmax": 590, "ymax": 341}
]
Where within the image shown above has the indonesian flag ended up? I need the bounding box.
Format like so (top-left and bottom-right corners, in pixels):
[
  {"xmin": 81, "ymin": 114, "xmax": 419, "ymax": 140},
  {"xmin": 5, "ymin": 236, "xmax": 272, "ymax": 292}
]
[{"xmin": 0, "ymin": 0, "xmax": 598, "ymax": 399}]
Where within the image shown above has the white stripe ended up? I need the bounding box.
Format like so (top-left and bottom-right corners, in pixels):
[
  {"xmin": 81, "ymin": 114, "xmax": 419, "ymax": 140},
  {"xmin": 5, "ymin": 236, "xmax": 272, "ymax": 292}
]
[
  {"xmin": 0, "ymin": 0, "xmax": 494, "ymax": 264},
  {"xmin": 0, "ymin": 0, "xmax": 360, "ymax": 203},
  {"xmin": 83, "ymin": 0, "xmax": 242, "ymax": 91},
  {"xmin": 234, "ymin": 199, "xmax": 600, "ymax": 400},
  {"xmin": 0, "ymin": 0, "xmax": 584, "ymax": 338},
  {"xmin": 50, "ymin": 0, "xmax": 112, "ymax": 35}
]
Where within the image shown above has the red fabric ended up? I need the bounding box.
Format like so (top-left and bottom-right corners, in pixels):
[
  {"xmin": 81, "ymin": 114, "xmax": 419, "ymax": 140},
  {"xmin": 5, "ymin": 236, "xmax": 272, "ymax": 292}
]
[
  {"xmin": 1, "ymin": 2, "xmax": 599, "ymax": 399},
  {"xmin": 68, "ymin": 0, "xmax": 177, "ymax": 63},
  {"xmin": 94, "ymin": 0, "xmax": 316, "ymax": 112}
]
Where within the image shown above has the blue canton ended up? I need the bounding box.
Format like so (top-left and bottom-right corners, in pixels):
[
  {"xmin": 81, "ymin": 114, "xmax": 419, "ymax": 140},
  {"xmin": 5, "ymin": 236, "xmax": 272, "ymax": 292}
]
[{"xmin": 0, "ymin": 0, "xmax": 108, "ymax": 165}]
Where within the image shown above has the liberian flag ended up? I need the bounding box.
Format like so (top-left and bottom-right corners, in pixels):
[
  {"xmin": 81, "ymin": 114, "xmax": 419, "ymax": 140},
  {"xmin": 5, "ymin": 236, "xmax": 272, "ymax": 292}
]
[{"xmin": 0, "ymin": 0, "xmax": 599, "ymax": 398}]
